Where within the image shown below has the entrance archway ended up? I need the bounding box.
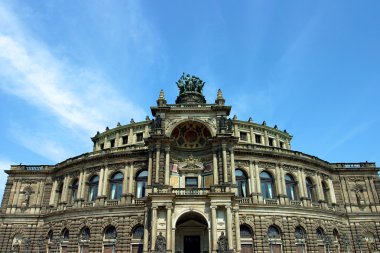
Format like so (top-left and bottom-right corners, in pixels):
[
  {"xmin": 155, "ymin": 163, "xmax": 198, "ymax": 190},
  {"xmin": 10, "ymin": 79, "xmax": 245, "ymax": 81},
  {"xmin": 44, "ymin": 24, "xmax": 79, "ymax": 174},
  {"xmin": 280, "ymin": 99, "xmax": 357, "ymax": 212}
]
[{"xmin": 175, "ymin": 211, "xmax": 209, "ymax": 253}]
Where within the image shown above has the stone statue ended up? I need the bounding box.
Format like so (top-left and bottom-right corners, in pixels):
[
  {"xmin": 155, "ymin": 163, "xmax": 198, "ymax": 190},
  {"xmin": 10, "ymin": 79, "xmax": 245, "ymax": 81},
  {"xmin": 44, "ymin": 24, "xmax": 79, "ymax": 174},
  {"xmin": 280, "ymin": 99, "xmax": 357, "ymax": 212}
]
[
  {"xmin": 217, "ymin": 232, "xmax": 228, "ymax": 253},
  {"xmin": 219, "ymin": 116, "xmax": 227, "ymax": 132},
  {"xmin": 155, "ymin": 232, "xmax": 166, "ymax": 253},
  {"xmin": 176, "ymin": 73, "xmax": 205, "ymax": 94},
  {"xmin": 155, "ymin": 115, "xmax": 162, "ymax": 129},
  {"xmin": 227, "ymin": 118, "xmax": 233, "ymax": 132}
]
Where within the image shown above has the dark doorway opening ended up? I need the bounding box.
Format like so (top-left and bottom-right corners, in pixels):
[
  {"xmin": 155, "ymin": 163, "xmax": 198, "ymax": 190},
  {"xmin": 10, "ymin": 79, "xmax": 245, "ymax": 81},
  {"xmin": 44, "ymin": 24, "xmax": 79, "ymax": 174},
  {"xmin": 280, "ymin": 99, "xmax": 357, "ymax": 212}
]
[{"xmin": 184, "ymin": 236, "xmax": 200, "ymax": 253}]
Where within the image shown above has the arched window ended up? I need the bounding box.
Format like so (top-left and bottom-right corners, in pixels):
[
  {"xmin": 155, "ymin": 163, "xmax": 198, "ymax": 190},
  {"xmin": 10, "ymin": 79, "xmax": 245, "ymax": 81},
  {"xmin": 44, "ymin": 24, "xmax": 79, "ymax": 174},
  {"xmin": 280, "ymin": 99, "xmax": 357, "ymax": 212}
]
[
  {"xmin": 80, "ymin": 227, "xmax": 91, "ymax": 241},
  {"xmin": 240, "ymin": 225, "xmax": 253, "ymax": 238},
  {"xmin": 71, "ymin": 179, "xmax": 79, "ymax": 203},
  {"xmin": 236, "ymin": 169, "xmax": 249, "ymax": 197},
  {"xmin": 306, "ymin": 178, "xmax": 316, "ymax": 202},
  {"xmin": 104, "ymin": 226, "xmax": 117, "ymax": 239},
  {"xmin": 322, "ymin": 181, "xmax": 330, "ymax": 205},
  {"xmin": 136, "ymin": 170, "xmax": 148, "ymax": 198},
  {"xmin": 88, "ymin": 175, "xmax": 99, "ymax": 202},
  {"xmin": 240, "ymin": 225, "xmax": 254, "ymax": 253},
  {"xmin": 260, "ymin": 171, "xmax": 275, "ymax": 199},
  {"xmin": 62, "ymin": 229, "xmax": 69, "ymax": 241},
  {"xmin": 316, "ymin": 227, "xmax": 325, "ymax": 240},
  {"xmin": 285, "ymin": 174, "xmax": 297, "ymax": 201},
  {"xmin": 268, "ymin": 226, "xmax": 282, "ymax": 253},
  {"xmin": 132, "ymin": 226, "xmax": 144, "ymax": 239},
  {"xmin": 295, "ymin": 226, "xmax": 307, "ymax": 253},
  {"xmin": 110, "ymin": 172, "xmax": 123, "ymax": 200}
]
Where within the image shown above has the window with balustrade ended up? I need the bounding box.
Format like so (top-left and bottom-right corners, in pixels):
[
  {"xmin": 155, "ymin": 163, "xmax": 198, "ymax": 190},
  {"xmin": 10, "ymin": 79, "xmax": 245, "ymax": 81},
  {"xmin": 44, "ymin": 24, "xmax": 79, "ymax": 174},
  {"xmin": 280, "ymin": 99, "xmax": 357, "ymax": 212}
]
[
  {"xmin": 88, "ymin": 175, "xmax": 99, "ymax": 202},
  {"xmin": 285, "ymin": 174, "xmax": 298, "ymax": 201},
  {"xmin": 110, "ymin": 172, "xmax": 124, "ymax": 200},
  {"xmin": 306, "ymin": 178, "xmax": 316, "ymax": 202},
  {"xmin": 236, "ymin": 169, "xmax": 249, "ymax": 197},
  {"xmin": 136, "ymin": 170, "xmax": 148, "ymax": 198},
  {"xmin": 61, "ymin": 228, "xmax": 69, "ymax": 253},
  {"xmin": 260, "ymin": 171, "xmax": 275, "ymax": 199},
  {"xmin": 316, "ymin": 227, "xmax": 326, "ymax": 253}
]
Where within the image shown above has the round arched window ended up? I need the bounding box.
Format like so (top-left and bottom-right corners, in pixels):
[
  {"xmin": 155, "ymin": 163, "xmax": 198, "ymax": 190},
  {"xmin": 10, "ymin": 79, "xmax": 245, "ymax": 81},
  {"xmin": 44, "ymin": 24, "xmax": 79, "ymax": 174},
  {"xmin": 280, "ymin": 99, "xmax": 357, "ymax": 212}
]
[
  {"xmin": 236, "ymin": 169, "xmax": 248, "ymax": 197},
  {"xmin": 110, "ymin": 172, "xmax": 124, "ymax": 200},
  {"xmin": 260, "ymin": 171, "xmax": 275, "ymax": 199},
  {"xmin": 285, "ymin": 174, "xmax": 297, "ymax": 201},
  {"xmin": 136, "ymin": 170, "xmax": 148, "ymax": 198}
]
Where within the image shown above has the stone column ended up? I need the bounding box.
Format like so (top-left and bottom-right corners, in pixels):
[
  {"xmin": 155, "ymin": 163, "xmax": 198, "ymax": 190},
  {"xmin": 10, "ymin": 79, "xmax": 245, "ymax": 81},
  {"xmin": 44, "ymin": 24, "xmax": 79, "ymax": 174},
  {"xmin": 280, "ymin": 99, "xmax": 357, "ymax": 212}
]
[
  {"xmin": 234, "ymin": 209, "xmax": 241, "ymax": 252},
  {"xmin": 328, "ymin": 178, "xmax": 337, "ymax": 204},
  {"xmin": 230, "ymin": 148, "xmax": 236, "ymax": 185},
  {"xmin": 148, "ymin": 151, "xmax": 153, "ymax": 185},
  {"xmin": 151, "ymin": 207, "xmax": 158, "ymax": 251},
  {"xmin": 143, "ymin": 207, "xmax": 149, "ymax": 253},
  {"xmin": 122, "ymin": 164, "xmax": 129, "ymax": 195},
  {"xmin": 49, "ymin": 181, "xmax": 57, "ymax": 206},
  {"xmin": 226, "ymin": 205, "xmax": 233, "ymax": 251},
  {"xmin": 213, "ymin": 148, "xmax": 219, "ymax": 185},
  {"xmin": 264, "ymin": 130, "xmax": 268, "ymax": 145},
  {"xmin": 315, "ymin": 173, "xmax": 323, "ymax": 202},
  {"xmin": 249, "ymin": 160, "xmax": 257, "ymax": 194},
  {"xmin": 155, "ymin": 145, "xmax": 161, "ymax": 183},
  {"xmin": 211, "ymin": 206, "xmax": 217, "ymax": 253},
  {"xmin": 80, "ymin": 170, "xmax": 87, "ymax": 200},
  {"xmin": 102, "ymin": 166, "xmax": 109, "ymax": 197},
  {"xmin": 77, "ymin": 171, "xmax": 84, "ymax": 200},
  {"xmin": 255, "ymin": 163, "xmax": 262, "ymax": 203},
  {"xmin": 297, "ymin": 169, "xmax": 305, "ymax": 198},
  {"xmin": 250, "ymin": 126, "xmax": 254, "ymax": 144},
  {"xmin": 128, "ymin": 163, "xmax": 134, "ymax": 194},
  {"xmin": 165, "ymin": 146, "xmax": 170, "ymax": 185},
  {"xmin": 98, "ymin": 167, "xmax": 105, "ymax": 196},
  {"xmin": 222, "ymin": 144, "xmax": 228, "ymax": 183},
  {"xmin": 61, "ymin": 176, "xmax": 69, "ymax": 203},
  {"xmin": 166, "ymin": 206, "xmax": 172, "ymax": 252},
  {"xmin": 275, "ymin": 164, "xmax": 282, "ymax": 196}
]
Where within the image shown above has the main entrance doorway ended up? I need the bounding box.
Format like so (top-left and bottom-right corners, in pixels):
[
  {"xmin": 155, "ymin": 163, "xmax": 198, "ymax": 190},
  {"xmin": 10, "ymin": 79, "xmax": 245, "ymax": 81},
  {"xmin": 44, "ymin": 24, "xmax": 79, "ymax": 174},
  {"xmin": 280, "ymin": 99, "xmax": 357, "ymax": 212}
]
[
  {"xmin": 175, "ymin": 212, "xmax": 209, "ymax": 253},
  {"xmin": 184, "ymin": 236, "xmax": 200, "ymax": 253}
]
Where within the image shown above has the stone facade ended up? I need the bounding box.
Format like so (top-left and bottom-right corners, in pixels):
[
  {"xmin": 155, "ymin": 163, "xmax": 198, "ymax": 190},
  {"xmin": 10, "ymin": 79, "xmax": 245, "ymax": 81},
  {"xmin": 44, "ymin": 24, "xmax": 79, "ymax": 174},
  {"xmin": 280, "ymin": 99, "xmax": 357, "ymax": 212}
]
[{"xmin": 1, "ymin": 75, "xmax": 380, "ymax": 253}]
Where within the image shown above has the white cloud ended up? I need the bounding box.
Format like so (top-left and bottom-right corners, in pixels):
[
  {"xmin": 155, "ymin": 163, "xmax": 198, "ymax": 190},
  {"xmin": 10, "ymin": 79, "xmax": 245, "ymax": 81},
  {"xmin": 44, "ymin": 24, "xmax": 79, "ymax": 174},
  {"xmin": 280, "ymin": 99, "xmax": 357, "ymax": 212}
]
[{"xmin": 0, "ymin": 2, "xmax": 148, "ymax": 161}]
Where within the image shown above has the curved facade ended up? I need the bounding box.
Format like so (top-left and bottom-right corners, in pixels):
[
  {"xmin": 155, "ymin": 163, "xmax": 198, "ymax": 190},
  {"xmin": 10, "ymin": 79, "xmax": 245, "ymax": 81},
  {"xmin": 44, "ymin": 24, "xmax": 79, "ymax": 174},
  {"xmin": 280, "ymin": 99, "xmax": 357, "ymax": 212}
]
[{"xmin": 1, "ymin": 74, "xmax": 380, "ymax": 253}]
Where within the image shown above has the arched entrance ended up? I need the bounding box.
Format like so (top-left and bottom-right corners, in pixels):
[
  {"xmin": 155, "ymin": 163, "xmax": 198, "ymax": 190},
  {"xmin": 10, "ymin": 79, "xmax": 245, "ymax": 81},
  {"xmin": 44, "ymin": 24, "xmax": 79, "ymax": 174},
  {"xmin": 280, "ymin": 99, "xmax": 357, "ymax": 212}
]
[{"xmin": 175, "ymin": 211, "xmax": 209, "ymax": 253}]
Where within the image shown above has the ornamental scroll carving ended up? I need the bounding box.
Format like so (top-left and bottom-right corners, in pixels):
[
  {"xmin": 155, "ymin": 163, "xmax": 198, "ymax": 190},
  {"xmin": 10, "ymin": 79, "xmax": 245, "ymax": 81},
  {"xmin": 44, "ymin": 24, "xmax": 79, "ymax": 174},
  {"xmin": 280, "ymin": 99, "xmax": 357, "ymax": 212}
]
[
  {"xmin": 258, "ymin": 162, "xmax": 276, "ymax": 170},
  {"xmin": 282, "ymin": 164, "xmax": 298, "ymax": 173}
]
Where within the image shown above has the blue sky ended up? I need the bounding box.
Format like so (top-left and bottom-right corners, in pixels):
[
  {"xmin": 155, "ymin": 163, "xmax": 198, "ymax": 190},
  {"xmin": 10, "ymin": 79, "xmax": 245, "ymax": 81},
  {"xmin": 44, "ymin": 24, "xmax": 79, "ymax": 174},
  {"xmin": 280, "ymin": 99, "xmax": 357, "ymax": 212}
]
[{"xmin": 0, "ymin": 1, "xmax": 379, "ymax": 201}]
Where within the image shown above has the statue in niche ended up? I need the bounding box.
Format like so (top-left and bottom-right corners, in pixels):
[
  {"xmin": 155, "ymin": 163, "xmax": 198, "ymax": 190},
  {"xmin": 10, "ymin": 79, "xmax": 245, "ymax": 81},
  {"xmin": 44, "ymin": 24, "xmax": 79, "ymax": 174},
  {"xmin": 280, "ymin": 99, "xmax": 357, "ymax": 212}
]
[
  {"xmin": 355, "ymin": 190, "xmax": 364, "ymax": 205},
  {"xmin": 155, "ymin": 232, "xmax": 166, "ymax": 253},
  {"xmin": 217, "ymin": 232, "xmax": 228, "ymax": 253},
  {"xmin": 219, "ymin": 116, "xmax": 227, "ymax": 132},
  {"xmin": 227, "ymin": 118, "xmax": 233, "ymax": 132}
]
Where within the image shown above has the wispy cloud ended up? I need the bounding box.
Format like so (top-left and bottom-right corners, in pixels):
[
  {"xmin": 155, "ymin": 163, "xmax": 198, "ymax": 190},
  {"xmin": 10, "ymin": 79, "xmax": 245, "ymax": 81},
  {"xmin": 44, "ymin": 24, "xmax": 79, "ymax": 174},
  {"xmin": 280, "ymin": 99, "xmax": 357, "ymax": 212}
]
[{"xmin": 0, "ymin": 2, "xmax": 147, "ymax": 160}]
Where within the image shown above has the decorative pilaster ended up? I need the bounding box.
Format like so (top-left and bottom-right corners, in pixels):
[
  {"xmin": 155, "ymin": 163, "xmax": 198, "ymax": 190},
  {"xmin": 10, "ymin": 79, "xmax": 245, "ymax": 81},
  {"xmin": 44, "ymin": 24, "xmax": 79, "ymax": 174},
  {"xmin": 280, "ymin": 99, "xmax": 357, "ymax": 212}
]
[
  {"xmin": 128, "ymin": 163, "xmax": 134, "ymax": 194},
  {"xmin": 213, "ymin": 148, "xmax": 219, "ymax": 185},
  {"xmin": 230, "ymin": 148, "xmax": 236, "ymax": 185},
  {"xmin": 151, "ymin": 207, "xmax": 158, "ymax": 251},
  {"xmin": 328, "ymin": 178, "xmax": 337, "ymax": 205},
  {"xmin": 226, "ymin": 205, "xmax": 233, "ymax": 251},
  {"xmin": 143, "ymin": 207, "xmax": 149, "ymax": 253},
  {"xmin": 211, "ymin": 206, "xmax": 217, "ymax": 253},
  {"xmin": 148, "ymin": 151, "xmax": 153, "ymax": 185},
  {"xmin": 165, "ymin": 146, "xmax": 170, "ymax": 185},
  {"xmin": 155, "ymin": 145, "xmax": 161, "ymax": 183},
  {"xmin": 222, "ymin": 144, "xmax": 228, "ymax": 183},
  {"xmin": 49, "ymin": 181, "xmax": 57, "ymax": 206},
  {"xmin": 234, "ymin": 208, "xmax": 241, "ymax": 253},
  {"xmin": 166, "ymin": 206, "xmax": 172, "ymax": 252}
]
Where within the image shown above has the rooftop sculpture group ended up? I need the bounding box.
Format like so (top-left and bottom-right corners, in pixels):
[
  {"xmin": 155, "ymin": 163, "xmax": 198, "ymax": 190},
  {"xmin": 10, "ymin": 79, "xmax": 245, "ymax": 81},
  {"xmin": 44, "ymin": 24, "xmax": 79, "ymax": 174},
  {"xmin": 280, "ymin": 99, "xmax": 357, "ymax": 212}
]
[{"xmin": 176, "ymin": 73, "xmax": 205, "ymax": 94}]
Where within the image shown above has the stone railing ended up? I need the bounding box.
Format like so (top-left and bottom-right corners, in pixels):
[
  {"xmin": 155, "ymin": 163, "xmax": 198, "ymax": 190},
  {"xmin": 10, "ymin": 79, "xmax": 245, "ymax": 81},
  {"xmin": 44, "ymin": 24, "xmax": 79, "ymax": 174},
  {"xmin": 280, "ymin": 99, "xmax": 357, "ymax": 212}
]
[
  {"xmin": 331, "ymin": 162, "xmax": 376, "ymax": 169},
  {"xmin": 134, "ymin": 198, "xmax": 146, "ymax": 205},
  {"xmin": 105, "ymin": 200, "xmax": 119, "ymax": 206},
  {"xmin": 83, "ymin": 202, "xmax": 95, "ymax": 208},
  {"xmin": 238, "ymin": 197, "xmax": 252, "ymax": 204},
  {"xmin": 290, "ymin": 200, "xmax": 302, "ymax": 206},
  {"xmin": 264, "ymin": 199, "xmax": 278, "ymax": 205},
  {"xmin": 311, "ymin": 203, "xmax": 321, "ymax": 208},
  {"xmin": 172, "ymin": 188, "xmax": 210, "ymax": 195}
]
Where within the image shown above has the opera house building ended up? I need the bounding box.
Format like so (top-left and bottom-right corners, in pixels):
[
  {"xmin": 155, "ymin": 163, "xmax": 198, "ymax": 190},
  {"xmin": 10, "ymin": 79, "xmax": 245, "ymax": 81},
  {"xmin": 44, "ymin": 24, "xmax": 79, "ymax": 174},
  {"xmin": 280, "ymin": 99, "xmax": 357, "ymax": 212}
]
[{"xmin": 1, "ymin": 74, "xmax": 379, "ymax": 253}]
